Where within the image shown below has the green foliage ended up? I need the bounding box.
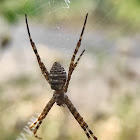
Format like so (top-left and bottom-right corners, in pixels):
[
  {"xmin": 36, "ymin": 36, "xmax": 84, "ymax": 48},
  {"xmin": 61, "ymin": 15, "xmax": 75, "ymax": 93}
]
[
  {"xmin": 116, "ymin": 94, "xmax": 133, "ymax": 118},
  {"xmin": 95, "ymin": 0, "xmax": 140, "ymax": 29},
  {"xmin": 0, "ymin": 0, "xmax": 139, "ymax": 29},
  {"xmin": 116, "ymin": 94, "xmax": 140, "ymax": 140},
  {"xmin": 0, "ymin": 0, "xmax": 43, "ymax": 22}
]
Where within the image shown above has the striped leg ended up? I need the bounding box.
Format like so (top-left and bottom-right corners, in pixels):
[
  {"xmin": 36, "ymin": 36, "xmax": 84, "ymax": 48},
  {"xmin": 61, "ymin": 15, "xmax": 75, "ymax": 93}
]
[
  {"xmin": 33, "ymin": 120, "xmax": 43, "ymax": 139},
  {"xmin": 25, "ymin": 14, "xmax": 50, "ymax": 84},
  {"xmin": 64, "ymin": 95, "xmax": 97, "ymax": 140},
  {"xmin": 64, "ymin": 13, "xmax": 88, "ymax": 93},
  {"xmin": 30, "ymin": 96, "xmax": 55, "ymax": 139},
  {"xmin": 74, "ymin": 49, "xmax": 85, "ymax": 68}
]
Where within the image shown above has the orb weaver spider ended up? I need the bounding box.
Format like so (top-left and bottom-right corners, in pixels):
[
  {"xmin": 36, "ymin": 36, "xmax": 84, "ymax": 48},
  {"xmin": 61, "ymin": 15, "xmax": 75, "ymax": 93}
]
[{"xmin": 25, "ymin": 13, "xmax": 97, "ymax": 140}]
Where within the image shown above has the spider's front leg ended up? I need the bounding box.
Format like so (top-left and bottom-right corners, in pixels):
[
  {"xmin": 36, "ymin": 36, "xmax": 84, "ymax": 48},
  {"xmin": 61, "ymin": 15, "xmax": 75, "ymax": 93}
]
[
  {"xmin": 64, "ymin": 13, "xmax": 88, "ymax": 93},
  {"xmin": 25, "ymin": 14, "xmax": 50, "ymax": 84},
  {"xmin": 64, "ymin": 95, "xmax": 97, "ymax": 140},
  {"xmin": 30, "ymin": 96, "xmax": 55, "ymax": 139}
]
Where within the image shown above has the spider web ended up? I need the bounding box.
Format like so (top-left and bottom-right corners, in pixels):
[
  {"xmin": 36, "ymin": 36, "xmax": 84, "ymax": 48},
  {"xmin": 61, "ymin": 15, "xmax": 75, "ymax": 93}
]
[
  {"xmin": 16, "ymin": 0, "xmax": 137, "ymax": 62},
  {"xmin": 15, "ymin": 1, "xmax": 130, "ymax": 139},
  {"xmin": 0, "ymin": 0, "xmax": 139, "ymax": 140}
]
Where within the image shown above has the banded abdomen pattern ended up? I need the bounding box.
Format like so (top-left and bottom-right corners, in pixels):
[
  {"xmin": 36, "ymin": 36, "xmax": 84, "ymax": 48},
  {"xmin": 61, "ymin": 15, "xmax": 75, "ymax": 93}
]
[{"xmin": 49, "ymin": 62, "xmax": 67, "ymax": 90}]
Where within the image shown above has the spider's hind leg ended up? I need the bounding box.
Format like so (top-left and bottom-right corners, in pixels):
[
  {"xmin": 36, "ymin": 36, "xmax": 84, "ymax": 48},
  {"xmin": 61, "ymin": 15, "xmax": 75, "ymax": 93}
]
[
  {"xmin": 81, "ymin": 125, "xmax": 92, "ymax": 140},
  {"xmin": 33, "ymin": 120, "xmax": 43, "ymax": 139},
  {"xmin": 65, "ymin": 96, "xmax": 97, "ymax": 140},
  {"xmin": 29, "ymin": 96, "xmax": 55, "ymax": 139},
  {"xmin": 84, "ymin": 123, "xmax": 97, "ymax": 140}
]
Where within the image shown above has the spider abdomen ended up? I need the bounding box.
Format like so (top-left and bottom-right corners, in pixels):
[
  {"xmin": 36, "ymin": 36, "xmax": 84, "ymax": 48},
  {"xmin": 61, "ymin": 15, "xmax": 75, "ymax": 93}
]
[{"xmin": 49, "ymin": 62, "xmax": 67, "ymax": 90}]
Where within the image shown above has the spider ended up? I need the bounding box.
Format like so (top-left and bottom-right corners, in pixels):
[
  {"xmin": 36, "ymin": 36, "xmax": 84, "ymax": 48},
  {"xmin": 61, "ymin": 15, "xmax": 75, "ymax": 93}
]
[{"xmin": 25, "ymin": 13, "xmax": 97, "ymax": 140}]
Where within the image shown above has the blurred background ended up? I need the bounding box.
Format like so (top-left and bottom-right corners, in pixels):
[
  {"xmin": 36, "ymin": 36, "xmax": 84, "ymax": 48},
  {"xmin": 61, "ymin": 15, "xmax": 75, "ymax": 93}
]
[{"xmin": 0, "ymin": 0, "xmax": 140, "ymax": 140}]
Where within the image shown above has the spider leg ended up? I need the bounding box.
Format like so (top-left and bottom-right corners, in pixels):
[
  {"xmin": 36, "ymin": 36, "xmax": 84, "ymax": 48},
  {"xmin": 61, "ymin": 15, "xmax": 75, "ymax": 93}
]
[
  {"xmin": 87, "ymin": 127, "xmax": 97, "ymax": 140},
  {"xmin": 64, "ymin": 50, "xmax": 85, "ymax": 91},
  {"xmin": 64, "ymin": 13, "xmax": 88, "ymax": 93},
  {"xmin": 34, "ymin": 120, "xmax": 43, "ymax": 139},
  {"xmin": 64, "ymin": 95, "xmax": 97, "ymax": 140},
  {"xmin": 73, "ymin": 49, "xmax": 85, "ymax": 68},
  {"xmin": 25, "ymin": 14, "xmax": 50, "ymax": 84},
  {"xmin": 83, "ymin": 126, "xmax": 92, "ymax": 140},
  {"xmin": 30, "ymin": 96, "xmax": 55, "ymax": 139}
]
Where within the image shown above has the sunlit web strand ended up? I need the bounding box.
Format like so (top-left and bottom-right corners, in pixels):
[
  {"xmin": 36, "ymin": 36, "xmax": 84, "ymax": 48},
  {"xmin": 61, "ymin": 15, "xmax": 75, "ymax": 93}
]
[
  {"xmin": 63, "ymin": 0, "xmax": 71, "ymax": 9},
  {"xmin": 85, "ymin": 0, "xmax": 127, "ymax": 57},
  {"xmin": 94, "ymin": 23, "xmax": 130, "ymax": 57},
  {"xmin": 92, "ymin": 0, "xmax": 120, "ymax": 29},
  {"xmin": 29, "ymin": 0, "xmax": 70, "ymax": 15}
]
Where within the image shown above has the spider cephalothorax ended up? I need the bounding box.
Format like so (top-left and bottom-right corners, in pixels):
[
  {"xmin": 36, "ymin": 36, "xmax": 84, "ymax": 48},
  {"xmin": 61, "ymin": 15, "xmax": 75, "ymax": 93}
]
[{"xmin": 25, "ymin": 13, "xmax": 97, "ymax": 140}]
